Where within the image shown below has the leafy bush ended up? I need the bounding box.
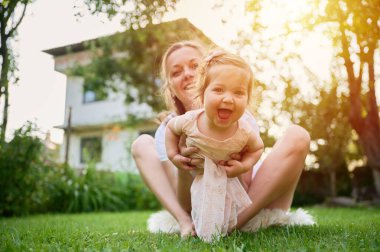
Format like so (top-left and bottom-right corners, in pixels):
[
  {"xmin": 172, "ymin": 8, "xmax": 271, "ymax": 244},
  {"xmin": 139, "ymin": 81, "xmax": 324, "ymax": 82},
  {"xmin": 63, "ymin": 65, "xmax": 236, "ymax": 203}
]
[
  {"xmin": 0, "ymin": 123, "xmax": 47, "ymax": 216},
  {"xmin": 44, "ymin": 164, "xmax": 161, "ymax": 213},
  {"xmin": 293, "ymin": 169, "xmax": 329, "ymax": 206},
  {"xmin": 0, "ymin": 123, "xmax": 160, "ymax": 216},
  {"xmin": 352, "ymin": 165, "xmax": 377, "ymax": 201},
  {"xmin": 293, "ymin": 166, "xmax": 353, "ymax": 206},
  {"xmin": 122, "ymin": 172, "xmax": 161, "ymax": 210}
]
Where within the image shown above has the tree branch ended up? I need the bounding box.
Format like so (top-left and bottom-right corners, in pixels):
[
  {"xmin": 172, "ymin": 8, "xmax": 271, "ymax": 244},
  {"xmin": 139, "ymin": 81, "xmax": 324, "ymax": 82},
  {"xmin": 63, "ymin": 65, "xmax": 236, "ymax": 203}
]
[
  {"xmin": 337, "ymin": 6, "xmax": 364, "ymax": 133},
  {"xmin": 7, "ymin": 2, "xmax": 28, "ymax": 39},
  {"xmin": 366, "ymin": 42, "xmax": 379, "ymax": 126},
  {"xmin": 2, "ymin": 0, "xmax": 18, "ymax": 29}
]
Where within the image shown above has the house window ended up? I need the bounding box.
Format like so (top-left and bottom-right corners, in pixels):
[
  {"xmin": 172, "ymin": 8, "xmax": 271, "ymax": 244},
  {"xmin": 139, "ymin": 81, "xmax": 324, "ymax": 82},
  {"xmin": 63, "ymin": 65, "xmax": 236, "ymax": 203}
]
[
  {"xmin": 83, "ymin": 85, "xmax": 107, "ymax": 103},
  {"xmin": 80, "ymin": 137, "xmax": 102, "ymax": 163},
  {"xmin": 139, "ymin": 130, "xmax": 155, "ymax": 137}
]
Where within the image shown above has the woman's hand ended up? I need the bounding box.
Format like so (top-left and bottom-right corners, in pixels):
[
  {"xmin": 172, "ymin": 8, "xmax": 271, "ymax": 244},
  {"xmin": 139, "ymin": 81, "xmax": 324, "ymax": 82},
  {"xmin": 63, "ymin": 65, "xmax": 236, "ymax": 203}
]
[
  {"xmin": 170, "ymin": 154, "xmax": 196, "ymax": 171},
  {"xmin": 219, "ymin": 146, "xmax": 251, "ymax": 177},
  {"xmin": 218, "ymin": 160, "xmax": 247, "ymax": 178},
  {"xmin": 229, "ymin": 145, "xmax": 248, "ymax": 161},
  {"xmin": 171, "ymin": 135, "xmax": 202, "ymax": 170}
]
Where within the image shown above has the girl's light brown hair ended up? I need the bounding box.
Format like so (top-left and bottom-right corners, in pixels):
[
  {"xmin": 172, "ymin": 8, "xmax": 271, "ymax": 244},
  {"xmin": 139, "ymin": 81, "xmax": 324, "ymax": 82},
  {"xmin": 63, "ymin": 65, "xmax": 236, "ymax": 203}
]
[
  {"xmin": 195, "ymin": 49, "xmax": 255, "ymax": 107},
  {"xmin": 158, "ymin": 40, "xmax": 206, "ymax": 121}
]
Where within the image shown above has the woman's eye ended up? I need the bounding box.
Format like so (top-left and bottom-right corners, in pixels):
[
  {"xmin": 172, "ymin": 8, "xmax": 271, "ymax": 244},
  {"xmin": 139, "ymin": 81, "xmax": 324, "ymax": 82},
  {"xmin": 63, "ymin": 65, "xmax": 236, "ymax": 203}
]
[
  {"xmin": 171, "ymin": 71, "xmax": 181, "ymax": 77},
  {"xmin": 191, "ymin": 63, "xmax": 198, "ymax": 69}
]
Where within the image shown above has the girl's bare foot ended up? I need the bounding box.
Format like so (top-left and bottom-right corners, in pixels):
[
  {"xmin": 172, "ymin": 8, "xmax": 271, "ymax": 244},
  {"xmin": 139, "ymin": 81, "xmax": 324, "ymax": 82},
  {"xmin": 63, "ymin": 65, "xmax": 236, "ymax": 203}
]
[{"xmin": 179, "ymin": 217, "xmax": 196, "ymax": 238}]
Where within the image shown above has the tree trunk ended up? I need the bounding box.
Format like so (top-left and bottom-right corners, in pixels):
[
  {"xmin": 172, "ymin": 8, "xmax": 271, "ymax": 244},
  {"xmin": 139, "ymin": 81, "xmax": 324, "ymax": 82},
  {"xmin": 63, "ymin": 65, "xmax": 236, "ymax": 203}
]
[
  {"xmin": 0, "ymin": 38, "xmax": 9, "ymax": 143},
  {"xmin": 360, "ymin": 128, "xmax": 380, "ymax": 195},
  {"xmin": 1, "ymin": 83, "xmax": 9, "ymax": 142},
  {"xmin": 373, "ymin": 169, "xmax": 380, "ymax": 198},
  {"xmin": 340, "ymin": 26, "xmax": 380, "ymax": 196},
  {"xmin": 329, "ymin": 170, "xmax": 337, "ymax": 198}
]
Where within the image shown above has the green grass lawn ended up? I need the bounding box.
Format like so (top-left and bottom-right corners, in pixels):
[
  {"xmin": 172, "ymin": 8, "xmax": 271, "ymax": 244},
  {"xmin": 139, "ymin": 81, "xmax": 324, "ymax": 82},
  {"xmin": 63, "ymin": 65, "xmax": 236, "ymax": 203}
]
[{"xmin": 1, "ymin": 207, "xmax": 380, "ymax": 251}]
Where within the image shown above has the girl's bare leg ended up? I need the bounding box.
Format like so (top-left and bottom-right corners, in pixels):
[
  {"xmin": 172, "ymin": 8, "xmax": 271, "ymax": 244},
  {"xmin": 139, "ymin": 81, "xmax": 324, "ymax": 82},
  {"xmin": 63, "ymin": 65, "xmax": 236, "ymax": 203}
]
[
  {"xmin": 235, "ymin": 125, "xmax": 310, "ymax": 229},
  {"xmin": 131, "ymin": 135, "xmax": 195, "ymax": 237}
]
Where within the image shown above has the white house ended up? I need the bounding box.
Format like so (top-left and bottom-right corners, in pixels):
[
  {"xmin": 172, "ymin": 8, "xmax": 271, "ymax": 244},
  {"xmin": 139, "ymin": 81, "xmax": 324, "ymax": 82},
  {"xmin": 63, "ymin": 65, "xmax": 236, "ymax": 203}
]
[
  {"xmin": 44, "ymin": 19, "xmax": 212, "ymax": 172},
  {"xmin": 46, "ymin": 50, "xmax": 157, "ymax": 172}
]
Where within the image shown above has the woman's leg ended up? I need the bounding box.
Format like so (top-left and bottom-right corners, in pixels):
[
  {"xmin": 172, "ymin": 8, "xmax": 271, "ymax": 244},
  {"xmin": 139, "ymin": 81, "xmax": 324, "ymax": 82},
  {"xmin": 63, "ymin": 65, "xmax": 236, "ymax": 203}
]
[
  {"xmin": 177, "ymin": 169, "xmax": 194, "ymax": 214},
  {"xmin": 131, "ymin": 134, "xmax": 194, "ymax": 236},
  {"xmin": 235, "ymin": 125, "xmax": 310, "ymax": 229}
]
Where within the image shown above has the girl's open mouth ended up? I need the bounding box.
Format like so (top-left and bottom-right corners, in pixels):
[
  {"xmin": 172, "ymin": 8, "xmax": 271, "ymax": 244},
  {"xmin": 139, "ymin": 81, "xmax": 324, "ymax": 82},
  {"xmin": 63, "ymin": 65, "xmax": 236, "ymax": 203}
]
[{"xmin": 218, "ymin": 109, "xmax": 232, "ymax": 120}]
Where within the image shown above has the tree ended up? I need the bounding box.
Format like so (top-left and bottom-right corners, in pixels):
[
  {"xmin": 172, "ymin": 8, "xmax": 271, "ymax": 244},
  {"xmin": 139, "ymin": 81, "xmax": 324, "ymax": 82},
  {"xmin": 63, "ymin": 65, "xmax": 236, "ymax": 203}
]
[
  {"xmin": 245, "ymin": 0, "xmax": 380, "ymax": 196},
  {"xmin": 302, "ymin": 0, "xmax": 380, "ymax": 195},
  {"xmin": 296, "ymin": 80, "xmax": 352, "ymax": 197},
  {"xmin": 0, "ymin": 0, "xmax": 178, "ymax": 142},
  {"xmin": 75, "ymin": 0, "xmax": 177, "ymax": 29},
  {"xmin": 0, "ymin": 0, "xmax": 33, "ymax": 143}
]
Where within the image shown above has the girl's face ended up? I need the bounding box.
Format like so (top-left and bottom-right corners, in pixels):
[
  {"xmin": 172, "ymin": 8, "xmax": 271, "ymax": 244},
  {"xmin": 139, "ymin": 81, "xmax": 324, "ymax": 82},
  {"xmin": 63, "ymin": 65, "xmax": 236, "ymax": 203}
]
[
  {"xmin": 166, "ymin": 46, "xmax": 202, "ymax": 111},
  {"xmin": 202, "ymin": 64, "xmax": 249, "ymax": 129}
]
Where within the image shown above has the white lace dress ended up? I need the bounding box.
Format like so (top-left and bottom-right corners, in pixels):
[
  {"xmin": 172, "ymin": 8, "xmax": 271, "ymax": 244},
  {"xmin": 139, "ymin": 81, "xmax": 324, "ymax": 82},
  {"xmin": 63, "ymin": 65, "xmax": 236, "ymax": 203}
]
[{"xmin": 173, "ymin": 109, "xmax": 253, "ymax": 242}]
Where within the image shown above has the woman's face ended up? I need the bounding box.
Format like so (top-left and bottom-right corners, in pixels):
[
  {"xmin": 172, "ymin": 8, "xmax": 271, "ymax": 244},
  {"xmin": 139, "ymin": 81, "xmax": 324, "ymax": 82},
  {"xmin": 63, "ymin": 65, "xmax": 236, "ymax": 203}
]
[{"xmin": 166, "ymin": 46, "xmax": 202, "ymax": 111}]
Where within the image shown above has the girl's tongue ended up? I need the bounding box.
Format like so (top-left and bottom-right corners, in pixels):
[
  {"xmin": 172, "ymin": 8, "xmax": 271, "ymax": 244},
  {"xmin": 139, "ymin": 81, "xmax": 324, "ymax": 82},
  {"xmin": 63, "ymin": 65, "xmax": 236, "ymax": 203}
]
[{"xmin": 218, "ymin": 109, "xmax": 232, "ymax": 120}]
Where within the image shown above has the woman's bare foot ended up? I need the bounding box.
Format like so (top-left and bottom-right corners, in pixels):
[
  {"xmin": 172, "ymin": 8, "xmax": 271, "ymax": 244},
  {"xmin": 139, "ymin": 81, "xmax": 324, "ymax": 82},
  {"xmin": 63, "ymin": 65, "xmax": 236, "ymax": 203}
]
[{"xmin": 179, "ymin": 217, "xmax": 196, "ymax": 238}]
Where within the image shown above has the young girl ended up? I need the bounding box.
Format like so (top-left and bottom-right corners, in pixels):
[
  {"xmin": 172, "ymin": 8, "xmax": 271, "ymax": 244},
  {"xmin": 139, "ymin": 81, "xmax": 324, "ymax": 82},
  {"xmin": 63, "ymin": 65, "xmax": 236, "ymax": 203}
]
[{"xmin": 165, "ymin": 50, "xmax": 264, "ymax": 241}]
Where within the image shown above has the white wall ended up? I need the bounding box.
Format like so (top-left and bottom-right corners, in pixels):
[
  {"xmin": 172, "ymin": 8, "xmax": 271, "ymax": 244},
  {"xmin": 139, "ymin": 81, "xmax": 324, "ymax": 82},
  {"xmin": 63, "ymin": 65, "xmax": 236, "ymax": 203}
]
[
  {"xmin": 64, "ymin": 77, "xmax": 128, "ymax": 127},
  {"xmin": 60, "ymin": 128, "xmax": 153, "ymax": 172}
]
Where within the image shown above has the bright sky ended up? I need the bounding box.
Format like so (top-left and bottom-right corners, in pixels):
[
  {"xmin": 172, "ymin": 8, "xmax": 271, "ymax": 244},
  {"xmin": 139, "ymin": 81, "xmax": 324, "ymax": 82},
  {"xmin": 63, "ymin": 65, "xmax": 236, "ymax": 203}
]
[{"xmin": 8, "ymin": 0, "xmax": 331, "ymax": 144}]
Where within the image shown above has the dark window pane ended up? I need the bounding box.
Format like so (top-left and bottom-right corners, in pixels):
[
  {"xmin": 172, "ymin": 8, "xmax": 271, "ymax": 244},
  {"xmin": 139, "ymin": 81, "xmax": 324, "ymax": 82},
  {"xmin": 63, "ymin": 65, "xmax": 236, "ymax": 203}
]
[
  {"xmin": 83, "ymin": 85, "xmax": 107, "ymax": 103},
  {"xmin": 139, "ymin": 130, "xmax": 155, "ymax": 137},
  {"xmin": 80, "ymin": 137, "xmax": 102, "ymax": 163}
]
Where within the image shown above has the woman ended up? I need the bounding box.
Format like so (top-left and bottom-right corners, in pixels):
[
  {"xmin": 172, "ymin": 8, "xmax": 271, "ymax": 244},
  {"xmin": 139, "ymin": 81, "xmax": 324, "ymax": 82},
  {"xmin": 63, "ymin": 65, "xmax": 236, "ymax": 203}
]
[{"xmin": 131, "ymin": 40, "xmax": 311, "ymax": 237}]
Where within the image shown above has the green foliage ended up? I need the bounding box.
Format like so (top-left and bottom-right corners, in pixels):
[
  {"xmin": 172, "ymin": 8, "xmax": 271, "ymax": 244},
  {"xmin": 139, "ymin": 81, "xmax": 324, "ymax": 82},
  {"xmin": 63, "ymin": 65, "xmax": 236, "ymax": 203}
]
[
  {"xmin": 69, "ymin": 19, "xmax": 213, "ymax": 115},
  {"xmin": 352, "ymin": 165, "xmax": 377, "ymax": 201},
  {"xmin": 287, "ymin": 80, "xmax": 354, "ymax": 197},
  {"xmin": 78, "ymin": 0, "xmax": 178, "ymax": 29},
  {"xmin": 0, "ymin": 123, "xmax": 160, "ymax": 216},
  {"xmin": 45, "ymin": 165, "xmax": 160, "ymax": 213},
  {"xmin": 0, "ymin": 122, "xmax": 46, "ymax": 216},
  {"xmin": 297, "ymin": 81, "xmax": 352, "ymax": 170},
  {"xmin": 304, "ymin": 0, "xmax": 380, "ymax": 179},
  {"xmin": 243, "ymin": 0, "xmax": 380, "ymax": 193},
  {"xmin": 294, "ymin": 165, "xmax": 352, "ymax": 206},
  {"xmin": 294, "ymin": 170, "xmax": 329, "ymax": 206},
  {"xmin": 121, "ymin": 172, "xmax": 161, "ymax": 210}
]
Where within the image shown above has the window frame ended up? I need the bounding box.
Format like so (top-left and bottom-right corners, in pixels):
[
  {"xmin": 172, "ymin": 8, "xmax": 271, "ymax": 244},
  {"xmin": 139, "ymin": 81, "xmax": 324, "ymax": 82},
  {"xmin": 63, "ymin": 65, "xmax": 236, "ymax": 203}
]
[{"xmin": 80, "ymin": 136, "xmax": 102, "ymax": 164}]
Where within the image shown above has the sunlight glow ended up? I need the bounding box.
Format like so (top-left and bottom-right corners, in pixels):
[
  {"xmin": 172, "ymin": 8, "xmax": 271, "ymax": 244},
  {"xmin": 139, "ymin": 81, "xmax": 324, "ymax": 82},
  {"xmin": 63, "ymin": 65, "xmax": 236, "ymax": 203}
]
[{"xmin": 10, "ymin": 0, "xmax": 334, "ymax": 144}]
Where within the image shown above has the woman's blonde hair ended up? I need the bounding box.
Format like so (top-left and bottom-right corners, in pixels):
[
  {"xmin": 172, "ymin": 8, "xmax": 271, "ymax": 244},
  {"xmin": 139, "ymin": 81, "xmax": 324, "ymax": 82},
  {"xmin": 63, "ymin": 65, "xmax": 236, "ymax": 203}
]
[
  {"xmin": 195, "ymin": 49, "xmax": 255, "ymax": 107},
  {"xmin": 159, "ymin": 40, "xmax": 206, "ymax": 121}
]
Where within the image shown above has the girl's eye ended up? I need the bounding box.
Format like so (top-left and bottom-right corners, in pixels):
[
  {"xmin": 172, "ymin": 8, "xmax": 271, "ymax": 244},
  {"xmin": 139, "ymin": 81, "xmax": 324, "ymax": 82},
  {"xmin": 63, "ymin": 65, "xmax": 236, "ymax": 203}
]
[
  {"xmin": 235, "ymin": 91, "xmax": 246, "ymax": 96},
  {"xmin": 213, "ymin": 88, "xmax": 223, "ymax": 93}
]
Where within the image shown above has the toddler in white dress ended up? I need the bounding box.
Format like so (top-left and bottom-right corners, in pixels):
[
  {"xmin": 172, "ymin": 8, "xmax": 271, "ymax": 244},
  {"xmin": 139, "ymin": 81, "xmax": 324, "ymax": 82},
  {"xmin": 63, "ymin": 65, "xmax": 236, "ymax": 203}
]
[{"xmin": 166, "ymin": 50, "xmax": 264, "ymax": 242}]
